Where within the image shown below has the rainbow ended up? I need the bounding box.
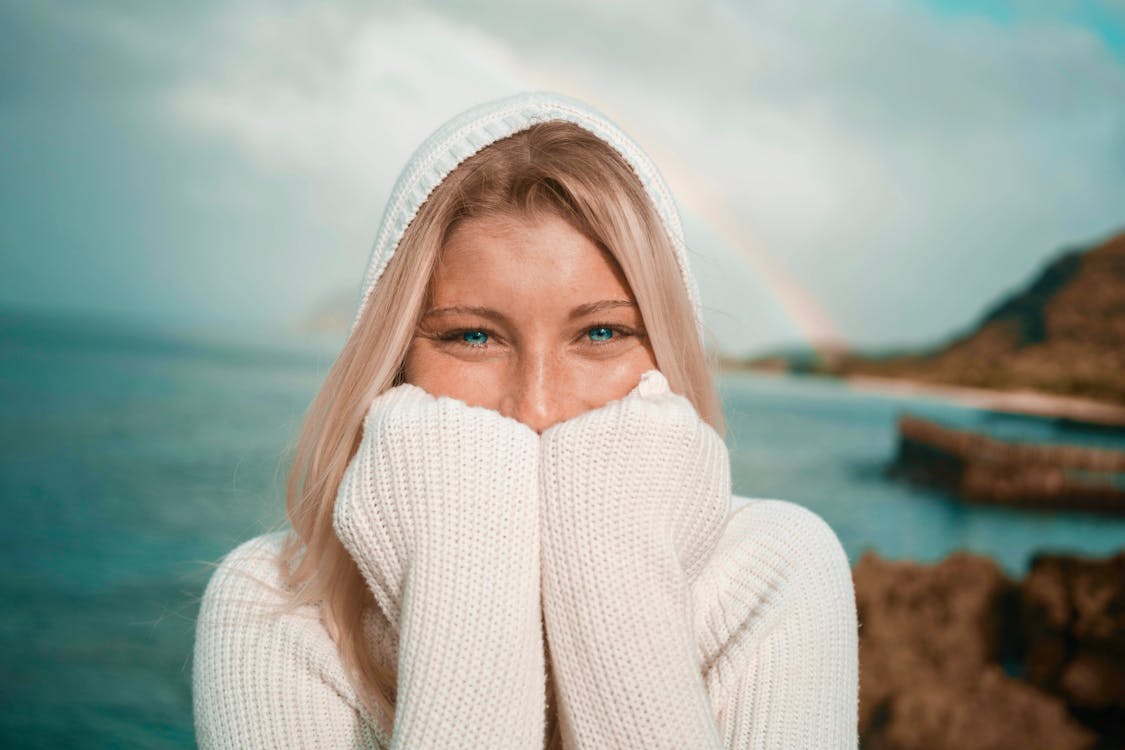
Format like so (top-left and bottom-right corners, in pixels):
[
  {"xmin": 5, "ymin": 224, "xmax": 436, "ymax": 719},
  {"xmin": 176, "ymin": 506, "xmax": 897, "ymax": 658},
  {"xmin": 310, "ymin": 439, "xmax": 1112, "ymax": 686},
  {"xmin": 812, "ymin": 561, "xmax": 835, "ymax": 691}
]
[
  {"xmin": 514, "ymin": 83, "xmax": 848, "ymax": 353},
  {"xmin": 613, "ymin": 112, "xmax": 851, "ymax": 354},
  {"xmin": 460, "ymin": 47, "xmax": 849, "ymax": 354}
]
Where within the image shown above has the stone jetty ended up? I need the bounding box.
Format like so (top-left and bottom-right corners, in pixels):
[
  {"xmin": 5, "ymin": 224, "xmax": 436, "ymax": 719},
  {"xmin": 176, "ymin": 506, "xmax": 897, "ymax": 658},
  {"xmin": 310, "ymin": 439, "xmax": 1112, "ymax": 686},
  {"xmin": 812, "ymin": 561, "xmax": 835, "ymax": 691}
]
[{"xmin": 888, "ymin": 412, "xmax": 1125, "ymax": 515}]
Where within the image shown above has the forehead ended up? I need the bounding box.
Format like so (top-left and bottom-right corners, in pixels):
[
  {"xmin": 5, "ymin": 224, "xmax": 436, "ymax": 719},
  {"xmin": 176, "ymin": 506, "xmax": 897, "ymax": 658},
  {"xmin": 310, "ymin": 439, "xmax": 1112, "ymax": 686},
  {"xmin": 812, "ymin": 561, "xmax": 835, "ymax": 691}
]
[{"xmin": 430, "ymin": 214, "xmax": 635, "ymax": 304}]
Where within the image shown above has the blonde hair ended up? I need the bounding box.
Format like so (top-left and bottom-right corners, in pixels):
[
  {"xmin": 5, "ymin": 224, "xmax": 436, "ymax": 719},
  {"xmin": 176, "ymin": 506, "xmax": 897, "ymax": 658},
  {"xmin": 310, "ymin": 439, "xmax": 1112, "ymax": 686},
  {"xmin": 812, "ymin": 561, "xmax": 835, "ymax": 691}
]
[{"xmin": 277, "ymin": 120, "xmax": 725, "ymax": 745}]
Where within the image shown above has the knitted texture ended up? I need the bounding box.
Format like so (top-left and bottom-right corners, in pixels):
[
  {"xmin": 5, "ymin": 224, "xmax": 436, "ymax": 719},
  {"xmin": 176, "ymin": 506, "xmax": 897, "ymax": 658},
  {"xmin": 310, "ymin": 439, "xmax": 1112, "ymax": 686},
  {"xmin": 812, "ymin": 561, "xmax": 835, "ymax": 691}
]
[
  {"xmin": 193, "ymin": 534, "xmax": 393, "ymax": 749},
  {"xmin": 538, "ymin": 369, "xmax": 727, "ymax": 748},
  {"xmin": 348, "ymin": 91, "xmax": 706, "ymax": 342},
  {"xmin": 332, "ymin": 383, "xmax": 546, "ymax": 748},
  {"xmin": 193, "ymin": 469, "xmax": 861, "ymax": 748},
  {"xmin": 692, "ymin": 500, "xmax": 860, "ymax": 747},
  {"xmin": 193, "ymin": 90, "xmax": 860, "ymax": 747}
]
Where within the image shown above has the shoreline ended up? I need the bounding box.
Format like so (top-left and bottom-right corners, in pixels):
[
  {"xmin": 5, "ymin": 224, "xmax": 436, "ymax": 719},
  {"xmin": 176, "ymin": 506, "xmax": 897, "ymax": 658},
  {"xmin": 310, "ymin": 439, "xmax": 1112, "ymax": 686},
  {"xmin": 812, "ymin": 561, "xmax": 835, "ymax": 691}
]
[{"xmin": 838, "ymin": 373, "xmax": 1125, "ymax": 429}]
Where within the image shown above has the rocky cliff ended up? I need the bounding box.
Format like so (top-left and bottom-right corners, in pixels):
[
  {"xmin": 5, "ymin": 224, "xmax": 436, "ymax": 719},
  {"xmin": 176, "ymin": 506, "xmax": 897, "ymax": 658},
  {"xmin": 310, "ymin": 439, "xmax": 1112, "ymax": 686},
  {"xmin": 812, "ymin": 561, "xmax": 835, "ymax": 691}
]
[{"xmin": 746, "ymin": 229, "xmax": 1125, "ymax": 406}]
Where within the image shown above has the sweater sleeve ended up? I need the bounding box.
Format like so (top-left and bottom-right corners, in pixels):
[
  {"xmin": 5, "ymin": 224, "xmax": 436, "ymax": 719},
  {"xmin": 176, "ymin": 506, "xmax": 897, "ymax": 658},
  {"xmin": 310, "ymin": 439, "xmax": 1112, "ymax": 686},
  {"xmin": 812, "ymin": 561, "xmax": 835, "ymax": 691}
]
[
  {"xmin": 192, "ymin": 532, "xmax": 392, "ymax": 749},
  {"xmin": 690, "ymin": 499, "xmax": 860, "ymax": 749},
  {"xmin": 332, "ymin": 388, "xmax": 547, "ymax": 748},
  {"xmin": 538, "ymin": 377, "xmax": 729, "ymax": 749}
]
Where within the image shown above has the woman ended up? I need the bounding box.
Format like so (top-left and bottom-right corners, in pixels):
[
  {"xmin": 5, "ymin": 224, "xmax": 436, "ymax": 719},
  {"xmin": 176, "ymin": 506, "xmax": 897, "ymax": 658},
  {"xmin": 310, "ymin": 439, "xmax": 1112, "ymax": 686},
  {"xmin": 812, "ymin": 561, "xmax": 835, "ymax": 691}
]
[{"xmin": 193, "ymin": 91, "xmax": 859, "ymax": 749}]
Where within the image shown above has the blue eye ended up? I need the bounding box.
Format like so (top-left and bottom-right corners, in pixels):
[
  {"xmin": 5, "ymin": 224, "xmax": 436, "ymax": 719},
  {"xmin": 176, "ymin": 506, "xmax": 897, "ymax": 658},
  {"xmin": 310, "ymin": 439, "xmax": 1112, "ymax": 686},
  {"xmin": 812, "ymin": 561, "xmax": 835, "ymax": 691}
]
[
  {"xmin": 588, "ymin": 326, "xmax": 614, "ymax": 342},
  {"xmin": 462, "ymin": 330, "xmax": 488, "ymax": 346}
]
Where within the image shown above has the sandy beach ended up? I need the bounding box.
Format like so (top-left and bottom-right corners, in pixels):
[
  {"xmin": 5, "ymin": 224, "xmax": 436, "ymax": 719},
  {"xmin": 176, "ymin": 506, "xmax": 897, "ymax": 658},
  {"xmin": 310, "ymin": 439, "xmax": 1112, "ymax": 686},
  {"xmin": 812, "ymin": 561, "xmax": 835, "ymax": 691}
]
[{"xmin": 840, "ymin": 374, "xmax": 1125, "ymax": 428}]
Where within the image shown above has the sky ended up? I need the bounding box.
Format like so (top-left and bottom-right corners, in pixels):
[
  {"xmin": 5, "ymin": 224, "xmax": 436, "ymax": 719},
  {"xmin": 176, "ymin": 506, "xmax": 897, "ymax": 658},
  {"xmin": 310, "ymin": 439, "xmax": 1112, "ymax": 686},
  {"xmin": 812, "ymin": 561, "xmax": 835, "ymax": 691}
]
[{"xmin": 1, "ymin": 0, "xmax": 1123, "ymax": 357}]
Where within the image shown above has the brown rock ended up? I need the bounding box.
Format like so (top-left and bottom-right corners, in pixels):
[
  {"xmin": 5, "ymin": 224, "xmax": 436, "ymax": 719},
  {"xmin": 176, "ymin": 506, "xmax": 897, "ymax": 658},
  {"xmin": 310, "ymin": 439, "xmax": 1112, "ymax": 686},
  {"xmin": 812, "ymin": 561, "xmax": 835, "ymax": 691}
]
[
  {"xmin": 823, "ymin": 230, "xmax": 1125, "ymax": 405},
  {"xmin": 876, "ymin": 665, "xmax": 1097, "ymax": 750},
  {"xmin": 1060, "ymin": 648, "xmax": 1125, "ymax": 710},
  {"xmin": 853, "ymin": 550, "xmax": 1017, "ymax": 736},
  {"xmin": 852, "ymin": 550, "xmax": 1117, "ymax": 749},
  {"xmin": 1021, "ymin": 550, "xmax": 1125, "ymax": 712}
]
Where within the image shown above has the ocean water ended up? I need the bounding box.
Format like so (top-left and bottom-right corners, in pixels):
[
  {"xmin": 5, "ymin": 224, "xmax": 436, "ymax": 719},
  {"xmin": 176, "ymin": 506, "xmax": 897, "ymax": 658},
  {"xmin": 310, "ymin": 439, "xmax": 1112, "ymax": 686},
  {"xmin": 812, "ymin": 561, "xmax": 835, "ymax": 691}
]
[{"xmin": 2, "ymin": 310, "xmax": 1123, "ymax": 748}]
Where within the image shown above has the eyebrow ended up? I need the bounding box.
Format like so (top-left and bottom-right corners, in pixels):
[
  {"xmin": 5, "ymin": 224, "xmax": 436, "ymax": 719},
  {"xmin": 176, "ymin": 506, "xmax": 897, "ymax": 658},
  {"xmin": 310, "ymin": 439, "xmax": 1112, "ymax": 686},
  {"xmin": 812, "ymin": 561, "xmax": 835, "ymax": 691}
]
[
  {"xmin": 423, "ymin": 299, "xmax": 637, "ymax": 323},
  {"xmin": 569, "ymin": 299, "xmax": 638, "ymax": 318}
]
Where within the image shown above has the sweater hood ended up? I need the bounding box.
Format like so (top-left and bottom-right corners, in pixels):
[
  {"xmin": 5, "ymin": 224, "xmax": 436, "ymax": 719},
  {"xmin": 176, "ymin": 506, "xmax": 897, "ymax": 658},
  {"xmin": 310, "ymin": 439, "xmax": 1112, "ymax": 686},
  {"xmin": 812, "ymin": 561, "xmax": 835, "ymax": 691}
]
[{"xmin": 349, "ymin": 91, "xmax": 704, "ymax": 340}]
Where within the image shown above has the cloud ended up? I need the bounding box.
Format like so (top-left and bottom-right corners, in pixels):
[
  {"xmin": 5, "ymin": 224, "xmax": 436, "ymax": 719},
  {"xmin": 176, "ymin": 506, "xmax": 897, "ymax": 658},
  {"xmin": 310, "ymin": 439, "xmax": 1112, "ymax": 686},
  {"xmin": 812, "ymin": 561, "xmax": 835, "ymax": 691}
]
[
  {"xmin": 2, "ymin": 0, "xmax": 1123, "ymax": 355},
  {"xmin": 439, "ymin": 0, "xmax": 1125, "ymax": 349}
]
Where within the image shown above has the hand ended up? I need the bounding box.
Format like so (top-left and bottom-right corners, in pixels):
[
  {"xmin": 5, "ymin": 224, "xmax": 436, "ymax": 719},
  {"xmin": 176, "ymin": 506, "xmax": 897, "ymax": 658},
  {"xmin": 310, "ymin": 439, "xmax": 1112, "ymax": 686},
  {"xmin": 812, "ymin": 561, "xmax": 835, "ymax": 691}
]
[
  {"xmin": 332, "ymin": 383, "xmax": 548, "ymax": 746},
  {"xmin": 539, "ymin": 369, "xmax": 730, "ymax": 581},
  {"xmin": 332, "ymin": 382, "xmax": 540, "ymax": 630},
  {"xmin": 537, "ymin": 369, "xmax": 731, "ymax": 747}
]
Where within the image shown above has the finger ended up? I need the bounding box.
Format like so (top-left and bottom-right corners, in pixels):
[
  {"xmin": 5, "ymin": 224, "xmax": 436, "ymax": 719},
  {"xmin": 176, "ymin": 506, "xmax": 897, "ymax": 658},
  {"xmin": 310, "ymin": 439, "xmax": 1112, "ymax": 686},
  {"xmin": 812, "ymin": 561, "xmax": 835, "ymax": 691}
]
[
  {"xmin": 630, "ymin": 368, "xmax": 669, "ymax": 398},
  {"xmin": 625, "ymin": 372, "xmax": 701, "ymax": 424}
]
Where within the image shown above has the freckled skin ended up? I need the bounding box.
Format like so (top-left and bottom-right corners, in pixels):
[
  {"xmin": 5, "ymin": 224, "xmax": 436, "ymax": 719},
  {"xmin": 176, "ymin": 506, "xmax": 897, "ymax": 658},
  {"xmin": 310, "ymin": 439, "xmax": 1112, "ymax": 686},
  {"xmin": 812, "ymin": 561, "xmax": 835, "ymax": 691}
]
[{"xmin": 402, "ymin": 213, "xmax": 659, "ymax": 434}]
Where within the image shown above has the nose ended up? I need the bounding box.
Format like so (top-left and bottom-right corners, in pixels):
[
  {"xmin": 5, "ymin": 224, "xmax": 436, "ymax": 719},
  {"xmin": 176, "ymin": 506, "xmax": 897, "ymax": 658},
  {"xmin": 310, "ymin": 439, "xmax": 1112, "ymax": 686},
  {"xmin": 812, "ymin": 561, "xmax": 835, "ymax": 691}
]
[{"xmin": 498, "ymin": 355, "xmax": 570, "ymax": 434}]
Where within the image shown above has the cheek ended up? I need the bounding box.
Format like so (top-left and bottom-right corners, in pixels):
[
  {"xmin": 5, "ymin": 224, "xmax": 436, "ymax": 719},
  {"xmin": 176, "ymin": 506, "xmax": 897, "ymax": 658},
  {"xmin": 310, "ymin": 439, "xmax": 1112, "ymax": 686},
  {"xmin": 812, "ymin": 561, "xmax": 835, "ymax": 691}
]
[
  {"xmin": 569, "ymin": 346, "xmax": 659, "ymax": 412},
  {"xmin": 401, "ymin": 344, "xmax": 501, "ymax": 409}
]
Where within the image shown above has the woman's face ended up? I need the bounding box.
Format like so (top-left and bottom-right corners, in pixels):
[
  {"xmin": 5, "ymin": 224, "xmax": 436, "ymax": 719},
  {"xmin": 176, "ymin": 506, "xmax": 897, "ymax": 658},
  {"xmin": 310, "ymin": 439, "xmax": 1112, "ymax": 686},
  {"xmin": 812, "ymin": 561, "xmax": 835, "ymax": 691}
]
[{"xmin": 403, "ymin": 212, "xmax": 659, "ymax": 433}]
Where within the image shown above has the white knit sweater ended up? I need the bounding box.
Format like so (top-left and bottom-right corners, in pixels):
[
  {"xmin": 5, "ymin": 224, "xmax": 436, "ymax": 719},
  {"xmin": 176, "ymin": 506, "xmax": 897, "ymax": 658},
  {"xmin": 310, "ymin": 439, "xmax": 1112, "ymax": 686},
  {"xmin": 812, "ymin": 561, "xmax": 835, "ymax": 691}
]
[{"xmin": 193, "ymin": 372, "xmax": 859, "ymax": 748}]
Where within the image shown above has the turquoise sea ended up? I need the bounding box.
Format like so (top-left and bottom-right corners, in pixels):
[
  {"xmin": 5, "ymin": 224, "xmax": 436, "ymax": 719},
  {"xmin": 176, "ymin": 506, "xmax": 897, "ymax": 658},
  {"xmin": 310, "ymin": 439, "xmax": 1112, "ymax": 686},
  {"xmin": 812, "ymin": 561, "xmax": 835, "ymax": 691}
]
[{"xmin": 2, "ymin": 309, "xmax": 1123, "ymax": 748}]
